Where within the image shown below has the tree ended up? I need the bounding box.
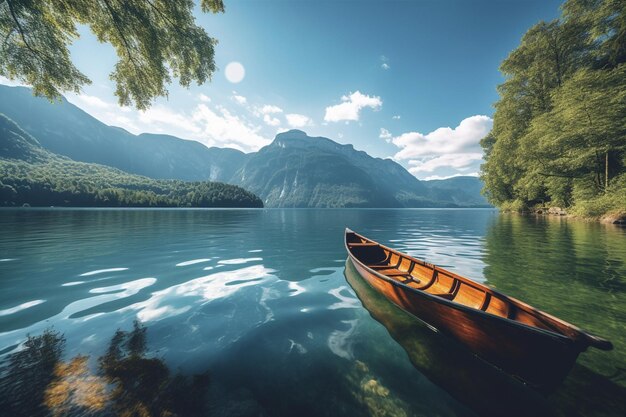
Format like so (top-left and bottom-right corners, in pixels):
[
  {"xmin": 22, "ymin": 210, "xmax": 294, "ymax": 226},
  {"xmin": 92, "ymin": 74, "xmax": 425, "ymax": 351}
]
[
  {"xmin": 563, "ymin": 0, "xmax": 626, "ymax": 68},
  {"xmin": 0, "ymin": 0, "xmax": 225, "ymax": 109},
  {"xmin": 531, "ymin": 66, "xmax": 626, "ymax": 192},
  {"xmin": 481, "ymin": 0, "xmax": 626, "ymax": 216}
]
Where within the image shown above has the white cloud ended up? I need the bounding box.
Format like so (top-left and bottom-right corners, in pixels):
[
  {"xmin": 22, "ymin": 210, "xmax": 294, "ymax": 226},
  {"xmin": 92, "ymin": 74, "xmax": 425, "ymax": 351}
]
[
  {"xmin": 138, "ymin": 106, "xmax": 202, "ymax": 136},
  {"xmin": 66, "ymin": 93, "xmax": 140, "ymax": 133},
  {"xmin": 231, "ymin": 93, "xmax": 247, "ymax": 105},
  {"xmin": 285, "ymin": 113, "xmax": 313, "ymax": 128},
  {"xmin": 220, "ymin": 142, "xmax": 247, "ymax": 152},
  {"xmin": 389, "ymin": 115, "xmax": 492, "ymax": 180},
  {"xmin": 47, "ymin": 87, "xmax": 289, "ymax": 152},
  {"xmin": 263, "ymin": 114, "xmax": 281, "ymax": 126},
  {"xmin": 392, "ymin": 115, "xmax": 401, "ymax": 120},
  {"xmin": 70, "ymin": 94, "xmax": 110, "ymax": 110},
  {"xmin": 391, "ymin": 115, "xmax": 492, "ymax": 161},
  {"xmin": 69, "ymin": 92, "xmax": 271, "ymax": 152},
  {"xmin": 379, "ymin": 128, "xmax": 392, "ymax": 141},
  {"xmin": 324, "ymin": 91, "xmax": 382, "ymax": 123},
  {"xmin": 193, "ymin": 104, "xmax": 270, "ymax": 151},
  {"xmin": 380, "ymin": 55, "xmax": 390, "ymax": 70},
  {"xmin": 407, "ymin": 153, "xmax": 483, "ymax": 174},
  {"xmin": 0, "ymin": 75, "xmax": 25, "ymax": 87},
  {"xmin": 257, "ymin": 105, "xmax": 283, "ymax": 115},
  {"xmin": 423, "ymin": 172, "xmax": 479, "ymax": 181}
]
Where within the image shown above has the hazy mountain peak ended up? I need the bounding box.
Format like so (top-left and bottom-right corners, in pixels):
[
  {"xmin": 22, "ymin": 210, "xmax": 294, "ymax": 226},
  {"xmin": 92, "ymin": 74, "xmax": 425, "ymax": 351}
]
[
  {"xmin": 275, "ymin": 129, "xmax": 309, "ymax": 140},
  {"xmin": 271, "ymin": 130, "xmax": 358, "ymax": 155}
]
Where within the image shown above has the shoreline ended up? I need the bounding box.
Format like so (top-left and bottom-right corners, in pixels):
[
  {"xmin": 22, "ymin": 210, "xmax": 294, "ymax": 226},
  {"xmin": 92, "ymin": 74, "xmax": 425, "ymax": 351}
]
[{"xmin": 503, "ymin": 207, "xmax": 626, "ymax": 225}]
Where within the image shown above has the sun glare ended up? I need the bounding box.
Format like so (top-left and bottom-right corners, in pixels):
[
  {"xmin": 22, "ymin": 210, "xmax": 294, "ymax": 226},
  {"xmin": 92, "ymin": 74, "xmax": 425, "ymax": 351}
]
[{"xmin": 225, "ymin": 61, "xmax": 245, "ymax": 84}]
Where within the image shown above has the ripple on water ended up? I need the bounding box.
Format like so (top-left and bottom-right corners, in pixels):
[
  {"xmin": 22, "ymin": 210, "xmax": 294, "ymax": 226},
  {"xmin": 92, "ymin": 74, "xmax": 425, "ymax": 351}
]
[
  {"xmin": 217, "ymin": 257, "xmax": 263, "ymax": 265},
  {"xmin": 327, "ymin": 319, "xmax": 358, "ymax": 360},
  {"xmin": 0, "ymin": 300, "xmax": 46, "ymax": 316},
  {"xmin": 66, "ymin": 277, "xmax": 157, "ymax": 319},
  {"xmin": 131, "ymin": 264, "xmax": 275, "ymax": 322},
  {"xmin": 89, "ymin": 278, "xmax": 158, "ymax": 294},
  {"xmin": 287, "ymin": 281, "xmax": 306, "ymax": 297},
  {"xmin": 79, "ymin": 267, "xmax": 128, "ymax": 277},
  {"xmin": 175, "ymin": 258, "xmax": 212, "ymax": 267},
  {"xmin": 309, "ymin": 267, "xmax": 338, "ymax": 276},
  {"xmin": 61, "ymin": 281, "xmax": 85, "ymax": 287},
  {"xmin": 328, "ymin": 286, "xmax": 360, "ymax": 310}
]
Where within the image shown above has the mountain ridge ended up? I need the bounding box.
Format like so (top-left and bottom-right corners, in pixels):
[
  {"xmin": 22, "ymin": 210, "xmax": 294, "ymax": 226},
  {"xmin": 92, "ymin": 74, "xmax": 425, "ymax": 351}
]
[
  {"xmin": 0, "ymin": 113, "xmax": 263, "ymax": 208},
  {"xmin": 0, "ymin": 85, "xmax": 490, "ymax": 208}
]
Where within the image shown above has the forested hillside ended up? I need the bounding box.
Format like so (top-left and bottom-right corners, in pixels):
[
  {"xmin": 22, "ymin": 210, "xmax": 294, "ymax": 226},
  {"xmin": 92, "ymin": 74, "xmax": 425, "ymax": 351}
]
[
  {"xmin": 0, "ymin": 114, "xmax": 263, "ymax": 208},
  {"xmin": 480, "ymin": 0, "xmax": 626, "ymax": 218}
]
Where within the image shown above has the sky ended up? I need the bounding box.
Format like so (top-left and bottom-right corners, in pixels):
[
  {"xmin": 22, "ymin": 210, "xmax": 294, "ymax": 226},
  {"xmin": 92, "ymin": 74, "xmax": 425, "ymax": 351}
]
[{"xmin": 1, "ymin": 0, "xmax": 564, "ymax": 180}]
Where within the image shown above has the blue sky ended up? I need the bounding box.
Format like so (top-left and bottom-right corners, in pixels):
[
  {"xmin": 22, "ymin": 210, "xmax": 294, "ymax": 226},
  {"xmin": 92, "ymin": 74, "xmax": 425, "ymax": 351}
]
[{"xmin": 2, "ymin": 0, "xmax": 563, "ymax": 180}]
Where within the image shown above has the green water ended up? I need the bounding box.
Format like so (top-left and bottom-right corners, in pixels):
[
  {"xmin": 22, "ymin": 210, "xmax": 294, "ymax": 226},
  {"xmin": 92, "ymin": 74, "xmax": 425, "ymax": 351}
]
[{"xmin": 0, "ymin": 208, "xmax": 624, "ymax": 416}]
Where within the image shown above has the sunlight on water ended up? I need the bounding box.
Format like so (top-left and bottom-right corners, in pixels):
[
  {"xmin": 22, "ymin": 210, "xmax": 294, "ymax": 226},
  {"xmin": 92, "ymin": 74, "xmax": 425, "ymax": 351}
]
[
  {"xmin": 131, "ymin": 264, "xmax": 276, "ymax": 322},
  {"xmin": 61, "ymin": 281, "xmax": 85, "ymax": 286},
  {"xmin": 0, "ymin": 208, "xmax": 624, "ymax": 417},
  {"xmin": 175, "ymin": 258, "xmax": 213, "ymax": 267},
  {"xmin": 0, "ymin": 299, "xmax": 46, "ymax": 316},
  {"xmin": 217, "ymin": 257, "xmax": 264, "ymax": 265},
  {"xmin": 79, "ymin": 267, "xmax": 129, "ymax": 276}
]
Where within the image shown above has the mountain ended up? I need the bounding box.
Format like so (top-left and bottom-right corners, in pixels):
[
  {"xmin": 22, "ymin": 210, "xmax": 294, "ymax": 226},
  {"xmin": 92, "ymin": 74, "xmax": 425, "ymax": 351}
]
[
  {"xmin": 234, "ymin": 130, "xmax": 436, "ymax": 207},
  {"xmin": 0, "ymin": 114, "xmax": 263, "ymax": 208},
  {"xmin": 423, "ymin": 176, "xmax": 490, "ymax": 207},
  {"xmin": 0, "ymin": 112, "xmax": 48, "ymax": 163},
  {"xmin": 0, "ymin": 85, "xmax": 491, "ymax": 208},
  {"xmin": 0, "ymin": 85, "xmax": 245, "ymax": 182}
]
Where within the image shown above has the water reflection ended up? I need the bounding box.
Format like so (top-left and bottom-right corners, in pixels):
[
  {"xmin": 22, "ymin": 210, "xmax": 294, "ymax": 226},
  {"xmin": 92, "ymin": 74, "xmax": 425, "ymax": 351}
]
[
  {"xmin": 1, "ymin": 208, "xmax": 624, "ymax": 416},
  {"xmin": 483, "ymin": 214, "xmax": 626, "ymax": 381},
  {"xmin": 0, "ymin": 322, "xmax": 210, "ymax": 417},
  {"xmin": 345, "ymin": 247, "xmax": 626, "ymax": 416},
  {"xmin": 0, "ymin": 329, "xmax": 65, "ymax": 417},
  {"xmin": 344, "ymin": 259, "xmax": 551, "ymax": 417}
]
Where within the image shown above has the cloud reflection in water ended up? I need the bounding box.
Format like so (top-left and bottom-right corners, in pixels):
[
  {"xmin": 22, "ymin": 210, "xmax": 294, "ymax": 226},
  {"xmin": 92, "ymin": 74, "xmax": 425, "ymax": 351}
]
[{"xmin": 131, "ymin": 265, "xmax": 276, "ymax": 322}]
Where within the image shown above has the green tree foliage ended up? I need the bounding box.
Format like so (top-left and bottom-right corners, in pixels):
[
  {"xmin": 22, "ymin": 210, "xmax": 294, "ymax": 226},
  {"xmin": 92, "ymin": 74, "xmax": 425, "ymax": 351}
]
[
  {"xmin": 563, "ymin": 0, "xmax": 626, "ymax": 69},
  {"xmin": 481, "ymin": 0, "xmax": 626, "ymax": 217},
  {"xmin": 0, "ymin": 0, "xmax": 225, "ymax": 109},
  {"xmin": 0, "ymin": 157, "xmax": 264, "ymax": 207}
]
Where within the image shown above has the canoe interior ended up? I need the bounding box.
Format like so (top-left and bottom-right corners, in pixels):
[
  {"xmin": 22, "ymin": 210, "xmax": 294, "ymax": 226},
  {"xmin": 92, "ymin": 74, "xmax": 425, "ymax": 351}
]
[{"xmin": 345, "ymin": 230, "xmax": 612, "ymax": 351}]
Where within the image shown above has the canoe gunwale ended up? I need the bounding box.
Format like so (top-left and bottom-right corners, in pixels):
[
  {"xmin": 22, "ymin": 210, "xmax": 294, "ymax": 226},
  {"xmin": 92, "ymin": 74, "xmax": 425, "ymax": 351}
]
[{"xmin": 344, "ymin": 228, "xmax": 611, "ymax": 351}]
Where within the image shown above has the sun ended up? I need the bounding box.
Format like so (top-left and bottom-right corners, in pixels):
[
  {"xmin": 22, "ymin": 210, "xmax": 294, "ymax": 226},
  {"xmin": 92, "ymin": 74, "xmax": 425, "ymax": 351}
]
[{"xmin": 225, "ymin": 62, "xmax": 245, "ymax": 84}]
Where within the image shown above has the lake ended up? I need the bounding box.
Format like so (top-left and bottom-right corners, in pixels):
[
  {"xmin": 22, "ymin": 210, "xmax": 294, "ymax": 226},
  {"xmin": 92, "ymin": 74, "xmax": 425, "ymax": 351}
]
[{"xmin": 0, "ymin": 208, "xmax": 624, "ymax": 417}]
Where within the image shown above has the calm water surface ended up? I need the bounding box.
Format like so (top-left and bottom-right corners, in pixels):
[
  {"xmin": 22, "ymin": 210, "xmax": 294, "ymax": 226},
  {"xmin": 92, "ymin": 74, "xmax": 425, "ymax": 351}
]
[{"xmin": 0, "ymin": 208, "xmax": 625, "ymax": 416}]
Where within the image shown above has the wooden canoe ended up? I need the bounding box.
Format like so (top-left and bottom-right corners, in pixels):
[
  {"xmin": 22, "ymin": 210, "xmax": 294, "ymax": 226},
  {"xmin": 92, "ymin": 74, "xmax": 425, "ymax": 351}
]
[{"xmin": 344, "ymin": 228, "xmax": 612, "ymax": 391}]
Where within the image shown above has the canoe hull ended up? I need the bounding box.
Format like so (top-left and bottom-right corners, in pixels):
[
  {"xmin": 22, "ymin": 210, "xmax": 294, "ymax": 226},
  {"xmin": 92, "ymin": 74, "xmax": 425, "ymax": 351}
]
[{"xmin": 348, "ymin": 256, "xmax": 580, "ymax": 391}]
